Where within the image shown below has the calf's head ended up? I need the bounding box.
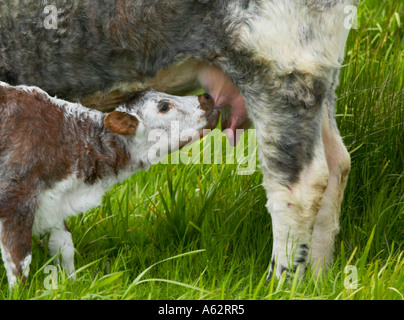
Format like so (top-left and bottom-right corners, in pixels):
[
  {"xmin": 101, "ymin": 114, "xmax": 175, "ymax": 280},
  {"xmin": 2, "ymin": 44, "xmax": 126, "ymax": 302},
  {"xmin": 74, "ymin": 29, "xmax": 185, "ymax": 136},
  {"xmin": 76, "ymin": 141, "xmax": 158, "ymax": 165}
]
[{"xmin": 104, "ymin": 90, "xmax": 220, "ymax": 163}]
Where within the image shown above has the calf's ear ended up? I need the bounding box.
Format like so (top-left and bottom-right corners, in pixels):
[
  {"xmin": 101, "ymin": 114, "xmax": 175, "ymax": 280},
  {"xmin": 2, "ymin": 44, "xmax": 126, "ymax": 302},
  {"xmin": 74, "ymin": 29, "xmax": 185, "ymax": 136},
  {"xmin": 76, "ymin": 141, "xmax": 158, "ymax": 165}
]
[{"xmin": 104, "ymin": 111, "xmax": 139, "ymax": 135}]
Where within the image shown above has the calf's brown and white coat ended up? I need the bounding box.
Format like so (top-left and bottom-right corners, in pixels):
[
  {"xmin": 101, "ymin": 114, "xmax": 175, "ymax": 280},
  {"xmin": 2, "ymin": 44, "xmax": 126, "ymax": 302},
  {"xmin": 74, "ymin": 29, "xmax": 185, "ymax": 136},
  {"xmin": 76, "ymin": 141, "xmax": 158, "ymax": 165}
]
[{"xmin": 0, "ymin": 82, "xmax": 219, "ymax": 287}]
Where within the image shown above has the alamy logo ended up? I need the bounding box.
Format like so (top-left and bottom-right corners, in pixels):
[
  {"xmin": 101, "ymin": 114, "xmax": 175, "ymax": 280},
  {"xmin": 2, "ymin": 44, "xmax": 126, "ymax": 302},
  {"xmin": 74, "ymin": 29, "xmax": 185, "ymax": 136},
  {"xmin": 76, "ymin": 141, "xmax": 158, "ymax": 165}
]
[
  {"xmin": 43, "ymin": 5, "xmax": 59, "ymax": 30},
  {"xmin": 147, "ymin": 124, "xmax": 258, "ymax": 176},
  {"xmin": 344, "ymin": 5, "xmax": 359, "ymax": 30},
  {"xmin": 42, "ymin": 4, "xmax": 360, "ymax": 31},
  {"xmin": 43, "ymin": 265, "xmax": 58, "ymax": 289},
  {"xmin": 344, "ymin": 265, "xmax": 359, "ymax": 289}
]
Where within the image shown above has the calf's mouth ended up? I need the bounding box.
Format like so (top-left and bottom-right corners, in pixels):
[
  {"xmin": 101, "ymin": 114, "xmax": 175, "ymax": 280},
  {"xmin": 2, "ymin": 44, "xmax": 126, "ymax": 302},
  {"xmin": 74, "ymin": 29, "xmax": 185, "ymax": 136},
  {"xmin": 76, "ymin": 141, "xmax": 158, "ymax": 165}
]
[
  {"xmin": 198, "ymin": 92, "xmax": 221, "ymax": 131},
  {"xmin": 176, "ymin": 93, "xmax": 221, "ymax": 149}
]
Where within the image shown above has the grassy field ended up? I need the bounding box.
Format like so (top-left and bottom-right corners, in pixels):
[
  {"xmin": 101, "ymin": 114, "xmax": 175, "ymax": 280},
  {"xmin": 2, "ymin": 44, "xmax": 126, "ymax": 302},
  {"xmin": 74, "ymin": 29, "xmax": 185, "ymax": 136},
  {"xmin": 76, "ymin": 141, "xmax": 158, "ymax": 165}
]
[{"xmin": 1, "ymin": 0, "xmax": 403, "ymax": 300}]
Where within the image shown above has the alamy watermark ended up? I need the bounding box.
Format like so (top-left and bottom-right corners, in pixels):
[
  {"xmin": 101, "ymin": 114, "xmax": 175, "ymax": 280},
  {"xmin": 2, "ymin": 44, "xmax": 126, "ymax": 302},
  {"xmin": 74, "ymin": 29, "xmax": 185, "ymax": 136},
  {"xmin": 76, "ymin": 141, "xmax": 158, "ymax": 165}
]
[
  {"xmin": 41, "ymin": 261, "xmax": 360, "ymax": 290},
  {"xmin": 43, "ymin": 265, "xmax": 58, "ymax": 289},
  {"xmin": 344, "ymin": 265, "xmax": 359, "ymax": 289},
  {"xmin": 43, "ymin": 5, "xmax": 59, "ymax": 30},
  {"xmin": 43, "ymin": 4, "xmax": 359, "ymax": 31},
  {"xmin": 344, "ymin": 5, "xmax": 359, "ymax": 30},
  {"xmin": 148, "ymin": 123, "xmax": 258, "ymax": 176}
]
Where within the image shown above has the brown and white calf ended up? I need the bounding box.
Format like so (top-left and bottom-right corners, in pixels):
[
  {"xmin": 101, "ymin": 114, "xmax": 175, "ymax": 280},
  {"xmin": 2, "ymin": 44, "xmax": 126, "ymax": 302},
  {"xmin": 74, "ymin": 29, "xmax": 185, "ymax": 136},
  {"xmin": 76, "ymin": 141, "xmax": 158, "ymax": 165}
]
[{"xmin": 0, "ymin": 82, "xmax": 220, "ymax": 288}]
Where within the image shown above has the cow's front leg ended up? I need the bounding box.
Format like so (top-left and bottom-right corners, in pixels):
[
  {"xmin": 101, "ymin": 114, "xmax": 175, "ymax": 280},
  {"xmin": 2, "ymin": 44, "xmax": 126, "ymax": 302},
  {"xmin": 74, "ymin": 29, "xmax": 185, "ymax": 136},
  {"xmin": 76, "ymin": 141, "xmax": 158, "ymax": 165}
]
[
  {"xmin": 238, "ymin": 72, "xmax": 330, "ymax": 279},
  {"xmin": 262, "ymin": 136, "xmax": 329, "ymax": 279},
  {"xmin": 220, "ymin": 0, "xmax": 355, "ymax": 278}
]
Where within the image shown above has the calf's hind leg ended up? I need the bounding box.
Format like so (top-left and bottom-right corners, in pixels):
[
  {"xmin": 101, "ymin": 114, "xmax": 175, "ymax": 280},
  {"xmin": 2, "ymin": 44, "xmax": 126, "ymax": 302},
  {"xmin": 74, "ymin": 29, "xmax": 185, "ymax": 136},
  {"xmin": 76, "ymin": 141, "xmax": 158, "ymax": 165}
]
[{"xmin": 0, "ymin": 201, "xmax": 35, "ymax": 288}]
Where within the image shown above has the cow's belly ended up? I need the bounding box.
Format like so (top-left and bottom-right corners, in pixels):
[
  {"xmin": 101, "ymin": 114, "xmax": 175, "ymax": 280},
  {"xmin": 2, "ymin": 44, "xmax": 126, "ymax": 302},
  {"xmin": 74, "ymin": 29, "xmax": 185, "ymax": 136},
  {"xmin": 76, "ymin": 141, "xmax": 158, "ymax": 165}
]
[{"xmin": 81, "ymin": 58, "xmax": 251, "ymax": 145}]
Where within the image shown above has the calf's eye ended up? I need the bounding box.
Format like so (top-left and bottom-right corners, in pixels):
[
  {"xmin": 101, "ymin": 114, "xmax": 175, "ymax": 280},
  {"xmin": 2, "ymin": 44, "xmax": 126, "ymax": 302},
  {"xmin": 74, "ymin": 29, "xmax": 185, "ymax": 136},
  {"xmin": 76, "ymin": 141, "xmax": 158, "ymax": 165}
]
[{"xmin": 159, "ymin": 102, "xmax": 171, "ymax": 113}]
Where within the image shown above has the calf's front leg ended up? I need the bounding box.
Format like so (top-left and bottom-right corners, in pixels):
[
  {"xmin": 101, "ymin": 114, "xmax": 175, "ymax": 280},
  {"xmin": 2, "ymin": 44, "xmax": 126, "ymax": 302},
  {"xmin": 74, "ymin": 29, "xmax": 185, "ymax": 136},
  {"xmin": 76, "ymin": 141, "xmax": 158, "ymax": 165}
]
[{"xmin": 48, "ymin": 222, "xmax": 76, "ymax": 280}]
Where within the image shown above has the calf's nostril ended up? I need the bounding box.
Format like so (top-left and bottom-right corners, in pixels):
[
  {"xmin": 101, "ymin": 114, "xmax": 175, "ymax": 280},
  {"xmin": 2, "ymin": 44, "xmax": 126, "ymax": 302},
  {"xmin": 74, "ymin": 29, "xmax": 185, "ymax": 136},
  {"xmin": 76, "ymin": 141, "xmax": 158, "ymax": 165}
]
[
  {"xmin": 203, "ymin": 93, "xmax": 213, "ymax": 100},
  {"xmin": 198, "ymin": 93, "xmax": 215, "ymax": 113}
]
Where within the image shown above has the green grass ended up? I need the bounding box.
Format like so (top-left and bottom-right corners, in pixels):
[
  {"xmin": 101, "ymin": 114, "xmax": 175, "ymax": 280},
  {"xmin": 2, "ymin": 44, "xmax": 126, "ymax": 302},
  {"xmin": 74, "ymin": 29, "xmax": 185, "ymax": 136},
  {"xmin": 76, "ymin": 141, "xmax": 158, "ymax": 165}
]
[{"xmin": 1, "ymin": 0, "xmax": 403, "ymax": 300}]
